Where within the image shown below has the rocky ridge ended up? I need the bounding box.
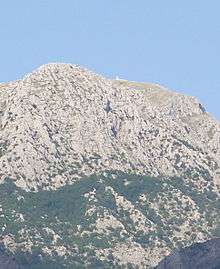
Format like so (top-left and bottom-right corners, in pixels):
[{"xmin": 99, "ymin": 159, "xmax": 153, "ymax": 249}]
[
  {"xmin": 0, "ymin": 63, "xmax": 220, "ymax": 190},
  {"xmin": 0, "ymin": 63, "xmax": 219, "ymax": 268}
]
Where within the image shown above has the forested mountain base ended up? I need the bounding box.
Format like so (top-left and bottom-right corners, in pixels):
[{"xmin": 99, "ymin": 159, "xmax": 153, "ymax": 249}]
[{"xmin": 0, "ymin": 171, "xmax": 219, "ymax": 268}]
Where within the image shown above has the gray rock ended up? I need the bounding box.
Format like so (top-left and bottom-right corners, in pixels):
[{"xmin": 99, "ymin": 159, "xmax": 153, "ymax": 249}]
[{"xmin": 0, "ymin": 63, "xmax": 220, "ymax": 191}]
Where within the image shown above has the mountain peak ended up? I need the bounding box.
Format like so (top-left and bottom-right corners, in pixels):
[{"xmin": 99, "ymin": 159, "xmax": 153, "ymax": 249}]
[
  {"xmin": 0, "ymin": 63, "xmax": 219, "ymax": 190},
  {"xmin": 0, "ymin": 63, "xmax": 219, "ymax": 268},
  {"xmin": 31, "ymin": 62, "xmax": 85, "ymax": 73}
]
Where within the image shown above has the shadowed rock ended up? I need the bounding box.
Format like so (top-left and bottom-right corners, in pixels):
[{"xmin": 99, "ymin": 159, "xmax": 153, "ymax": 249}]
[
  {"xmin": 0, "ymin": 251, "xmax": 21, "ymax": 269},
  {"xmin": 155, "ymin": 238, "xmax": 220, "ymax": 269}
]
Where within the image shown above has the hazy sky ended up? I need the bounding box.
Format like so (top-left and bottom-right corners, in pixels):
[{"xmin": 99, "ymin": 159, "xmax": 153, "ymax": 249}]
[{"xmin": 0, "ymin": 1, "xmax": 219, "ymax": 120}]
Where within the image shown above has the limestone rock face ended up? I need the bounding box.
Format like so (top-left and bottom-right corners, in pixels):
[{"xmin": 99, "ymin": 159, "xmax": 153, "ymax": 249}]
[
  {"xmin": 155, "ymin": 238, "xmax": 220, "ymax": 269},
  {"xmin": 0, "ymin": 63, "xmax": 220, "ymax": 191},
  {"xmin": 0, "ymin": 63, "xmax": 219, "ymax": 268}
]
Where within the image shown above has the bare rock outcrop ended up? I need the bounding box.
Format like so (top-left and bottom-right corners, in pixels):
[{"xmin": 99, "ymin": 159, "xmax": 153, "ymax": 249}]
[{"xmin": 0, "ymin": 63, "xmax": 219, "ymax": 191}]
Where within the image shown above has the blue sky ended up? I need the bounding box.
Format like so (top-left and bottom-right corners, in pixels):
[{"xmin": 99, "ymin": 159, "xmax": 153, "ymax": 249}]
[{"xmin": 0, "ymin": 1, "xmax": 219, "ymax": 120}]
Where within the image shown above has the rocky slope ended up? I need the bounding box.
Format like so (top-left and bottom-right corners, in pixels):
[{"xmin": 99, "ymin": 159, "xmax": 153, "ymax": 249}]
[
  {"xmin": 155, "ymin": 238, "xmax": 220, "ymax": 269},
  {"xmin": 0, "ymin": 63, "xmax": 219, "ymax": 268}
]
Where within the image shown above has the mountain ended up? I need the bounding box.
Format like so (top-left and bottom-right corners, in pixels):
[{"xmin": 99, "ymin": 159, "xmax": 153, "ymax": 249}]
[
  {"xmin": 0, "ymin": 63, "xmax": 219, "ymax": 268},
  {"xmin": 155, "ymin": 238, "xmax": 220, "ymax": 269}
]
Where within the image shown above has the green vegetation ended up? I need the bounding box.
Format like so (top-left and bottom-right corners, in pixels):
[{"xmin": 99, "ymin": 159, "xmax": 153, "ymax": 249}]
[{"xmin": 0, "ymin": 171, "xmax": 219, "ymax": 268}]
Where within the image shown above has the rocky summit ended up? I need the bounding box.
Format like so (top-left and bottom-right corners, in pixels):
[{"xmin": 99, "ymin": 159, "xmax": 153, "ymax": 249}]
[{"xmin": 0, "ymin": 63, "xmax": 219, "ymax": 268}]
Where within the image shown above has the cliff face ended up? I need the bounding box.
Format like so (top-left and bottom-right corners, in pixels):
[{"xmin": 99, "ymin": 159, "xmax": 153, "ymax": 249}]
[
  {"xmin": 155, "ymin": 238, "xmax": 220, "ymax": 269},
  {"xmin": 0, "ymin": 64, "xmax": 219, "ymax": 268}
]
